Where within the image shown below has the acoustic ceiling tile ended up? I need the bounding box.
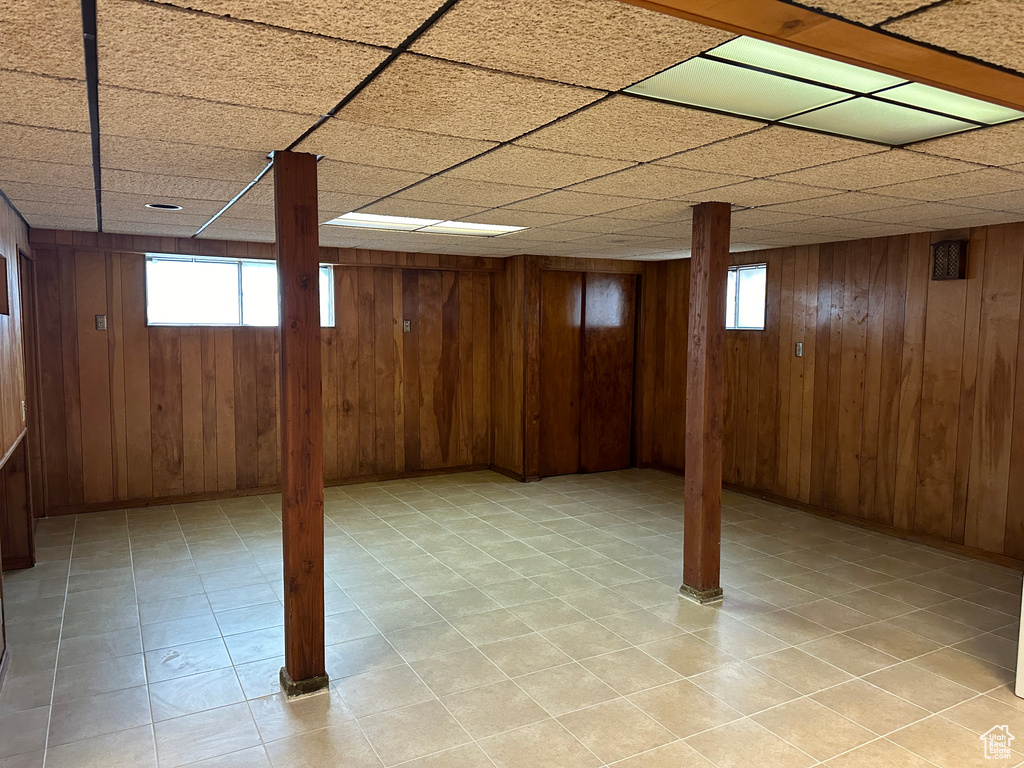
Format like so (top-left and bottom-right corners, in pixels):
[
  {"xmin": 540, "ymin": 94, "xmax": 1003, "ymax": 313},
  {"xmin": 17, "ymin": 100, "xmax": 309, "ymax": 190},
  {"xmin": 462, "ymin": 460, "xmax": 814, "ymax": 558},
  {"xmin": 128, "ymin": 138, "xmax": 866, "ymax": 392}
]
[
  {"xmin": 393, "ymin": 177, "xmax": 547, "ymax": 208},
  {"xmin": 104, "ymin": 219, "xmax": 203, "ymax": 238},
  {"xmin": 884, "ymin": 0, "xmax": 1024, "ymax": 74},
  {"xmin": 99, "ymin": 87, "xmax": 313, "ymax": 151},
  {"xmin": 846, "ymin": 201, "xmax": 989, "ymax": 224},
  {"xmin": 910, "ymin": 210, "xmax": 1023, "ymax": 229},
  {"xmin": 571, "ymin": 233, "xmax": 671, "ymax": 250},
  {"xmin": 567, "ymin": 165, "xmax": 748, "ymax": 200},
  {"xmin": 764, "ymin": 192, "xmax": 898, "ymax": 216},
  {"xmin": 0, "ymin": 124, "xmax": 91, "ymax": 166},
  {"xmin": 101, "ymin": 136, "xmax": 269, "ymax": 183},
  {"xmin": 607, "ymin": 200, "xmax": 696, "ymax": 222},
  {"xmin": 622, "ymin": 220, "xmax": 695, "ymax": 239},
  {"xmin": 298, "ymin": 119, "xmax": 497, "ymax": 175},
  {"xmin": 658, "ymin": 125, "xmax": 884, "ymax": 177},
  {"xmin": 773, "ymin": 149, "xmax": 982, "ymax": 190},
  {"xmin": 446, "ymin": 146, "xmax": 634, "ymax": 190},
  {"xmin": 766, "ymin": 216, "xmax": 867, "ymax": 234},
  {"xmin": 152, "ymin": 0, "xmax": 446, "ymax": 47},
  {"xmin": 942, "ymin": 189, "xmax": 1024, "ymax": 213},
  {"xmin": 911, "ymin": 121, "xmax": 1024, "ymax": 166},
  {"xmin": 504, "ymin": 189, "xmax": 642, "ymax": 216},
  {"xmin": 100, "ymin": 170, "xmax": 245, "ymax": 202},
  {"xmin": 198, "ymin": 217, "xmax": 277, "ymax": 243},
  {"xmin": 359, "ymin": 199, "xmax": 491, "ymax": 221},
  {"xmin": 101, "ymin": 191, "xmax": 225, "ymax": 220},
  {"xmin": 867, "ymin": 168, "xmax": 1024, "ymax": 202},
  {"xmin": 0, "ymin": 182, "xmax": 92, "ymax": 207},
  {"xmin": 538, "ymin": 217, "xmax": 654, "ymax": 235},
  {"xmin": 518, "ymin": 95, "xmax": 760, "ymax": 161},
  {"xmin": 98, "ymin": 0, "xmax": 388, "ymax": 114},
  {"xmin": 412, "ymin": 0, "xmax": 733, "ymax": 90},
  {"xmin": 0, "ymin": 158, "xmax": 94, "ymax": 189},
  {"xmin": 339, "ymin": 54, "xmax": 604, "ymax": 142},
  {"xmin": 790, "ymin": 0, "xmax": 933, "ymax": 26},
  {"xmin": 22, "ymin": 214, "xmax": 97, "ymax": 232},
  {"xmin": 690, "ymin": 179, "xmax": 834, "ymax": 207},
  {"xmin": 15, "ymin": 199, "xmax": 96, "ymax": 219},
  {"xmin": 456, "ymin": 209, "xmax": 579, "ymax": 227},
  {"xmin": 729, "ymin": 208, "xmax": 814, "ymax": 228},
  {"xmin": 0, "ymin": 71, "xmax": 90, "ymax": 132},
  {"xmin": 0, "ymin": 0, "xmax": 85, "ymax": 78},
  {"xmin": 312, "ymin": 160, "xmax": 427, "ymax": 198}
]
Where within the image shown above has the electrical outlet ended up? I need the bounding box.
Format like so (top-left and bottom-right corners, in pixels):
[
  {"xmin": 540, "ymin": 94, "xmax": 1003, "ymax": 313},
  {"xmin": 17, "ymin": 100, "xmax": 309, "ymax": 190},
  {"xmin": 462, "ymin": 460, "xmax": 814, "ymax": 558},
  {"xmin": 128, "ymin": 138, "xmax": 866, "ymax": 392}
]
[
  {"xmin": 95, "ymin": 314, "xmax": 107, "ymax": 331},
  {"xmin": 21, "ymin": 400, "xmax": 26, "ymax": 422},
  {"xmin": 795, "ymin": 342, "xmax": 803, "ymax": 357},
  {"xmin": 403, "ymin": 320, "xmax": 412, "ymax": 333}
]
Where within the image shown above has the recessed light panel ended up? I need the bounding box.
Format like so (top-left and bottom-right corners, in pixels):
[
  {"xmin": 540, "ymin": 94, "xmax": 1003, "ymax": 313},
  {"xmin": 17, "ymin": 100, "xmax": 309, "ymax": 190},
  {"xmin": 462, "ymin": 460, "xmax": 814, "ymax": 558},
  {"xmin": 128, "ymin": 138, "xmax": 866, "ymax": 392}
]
[
  {"xmin": 624, "ymin": 35, "xmax": 1024, "ymax": 146},
  {"xmin": 325, "ymin": 212, "xmax": 526, "ymax": 237}
]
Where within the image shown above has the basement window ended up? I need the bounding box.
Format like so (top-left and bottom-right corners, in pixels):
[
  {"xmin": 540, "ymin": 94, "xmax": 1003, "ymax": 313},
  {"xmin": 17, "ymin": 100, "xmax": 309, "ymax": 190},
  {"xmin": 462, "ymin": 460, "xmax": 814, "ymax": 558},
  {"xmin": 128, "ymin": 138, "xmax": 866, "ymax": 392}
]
[
  {"xmin": 145, "ymin": 255, "xmax": 335, "ymax": 327},
  {"xmin": 726, "ymin": 263, "xmax": 767, "ymax": 330}
]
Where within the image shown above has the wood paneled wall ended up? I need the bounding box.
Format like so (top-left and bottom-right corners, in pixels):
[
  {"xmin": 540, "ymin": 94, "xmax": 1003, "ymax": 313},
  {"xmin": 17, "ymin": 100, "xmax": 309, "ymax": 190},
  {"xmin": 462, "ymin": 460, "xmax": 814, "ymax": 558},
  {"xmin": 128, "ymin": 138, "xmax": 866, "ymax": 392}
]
[
  {"xmin": 31, "ymin": 235, "xmax": 495, "ymax": 513},
  {"xmin": 491, "ymin": 255, "xmax": 526, "ymax": 479},
  {"xmin": 0, "ymin": 199, "xmax": 28, "ymax": 461},
  {"xmin": 644, "ymin": 224, "xmax": 1024, "ymax": 563}
]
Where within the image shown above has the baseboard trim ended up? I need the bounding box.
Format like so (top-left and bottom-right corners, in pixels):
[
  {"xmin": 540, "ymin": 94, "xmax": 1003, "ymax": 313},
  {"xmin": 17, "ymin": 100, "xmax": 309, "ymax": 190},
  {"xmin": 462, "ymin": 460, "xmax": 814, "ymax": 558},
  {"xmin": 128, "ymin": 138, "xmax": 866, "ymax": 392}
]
[
  {"xmin": 488, "ymin": 464, "xmax": 526, "ymax": 483},
  {"xmin": 1, "ymin": 556, "xmax": 33, "ymax": 572},
  {"xmin": 45, "ymin": 464, "xmax": 491, "ymax": 516}
]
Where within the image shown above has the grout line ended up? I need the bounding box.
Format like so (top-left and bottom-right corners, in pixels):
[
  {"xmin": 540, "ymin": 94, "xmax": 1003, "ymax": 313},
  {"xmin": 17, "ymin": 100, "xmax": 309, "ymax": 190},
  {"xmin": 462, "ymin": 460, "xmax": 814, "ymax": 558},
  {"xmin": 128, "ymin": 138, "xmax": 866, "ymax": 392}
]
[{"xmin": 39, "ymin": 513, "xmax": 76, "ymax": 767}]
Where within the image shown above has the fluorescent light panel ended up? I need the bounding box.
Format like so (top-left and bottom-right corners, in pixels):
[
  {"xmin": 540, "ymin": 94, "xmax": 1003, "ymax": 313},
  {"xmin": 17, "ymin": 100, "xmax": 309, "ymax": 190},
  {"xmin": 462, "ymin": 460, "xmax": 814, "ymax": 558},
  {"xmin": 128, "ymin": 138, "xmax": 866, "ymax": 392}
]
[
  {"xmin": 325, "ymin": 212, "xmax": 526, "ymax": 237},
  {"xmin": 625, "ymin": 36, "xmax": 1024, "ymax": 146}
]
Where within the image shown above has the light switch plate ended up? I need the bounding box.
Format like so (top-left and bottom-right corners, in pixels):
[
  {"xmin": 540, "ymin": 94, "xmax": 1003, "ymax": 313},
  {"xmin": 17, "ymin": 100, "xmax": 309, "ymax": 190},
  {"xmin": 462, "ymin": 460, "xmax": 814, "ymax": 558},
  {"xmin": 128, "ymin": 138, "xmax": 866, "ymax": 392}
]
[
  {"xmin": 795, "ymin": 342, "xmax": 803, "ymax": 357},
  {"xmin": 403, "ymin": 320, "xmax": 412, "ymax": 332}
]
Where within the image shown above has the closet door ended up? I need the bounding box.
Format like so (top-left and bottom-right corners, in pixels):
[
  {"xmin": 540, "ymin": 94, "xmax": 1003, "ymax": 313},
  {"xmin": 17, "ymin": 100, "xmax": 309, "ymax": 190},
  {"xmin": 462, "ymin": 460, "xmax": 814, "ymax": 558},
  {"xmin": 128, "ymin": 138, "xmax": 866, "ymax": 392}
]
[
  {"xmin": 580, "ymin": 273, "xmax": 636, "ymax": 473},
  {"xmin": 539, "ymin": 271, "xmax": 583, "ymax": 477}
]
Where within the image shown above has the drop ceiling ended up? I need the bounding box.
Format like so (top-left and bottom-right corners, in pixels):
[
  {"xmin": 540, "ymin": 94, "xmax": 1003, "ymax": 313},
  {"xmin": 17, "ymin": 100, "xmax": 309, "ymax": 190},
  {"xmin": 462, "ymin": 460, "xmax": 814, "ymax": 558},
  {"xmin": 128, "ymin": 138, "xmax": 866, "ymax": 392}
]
[{"xmin": 1, "ymin": 0, "xmax": 1024, "ymax": 260}]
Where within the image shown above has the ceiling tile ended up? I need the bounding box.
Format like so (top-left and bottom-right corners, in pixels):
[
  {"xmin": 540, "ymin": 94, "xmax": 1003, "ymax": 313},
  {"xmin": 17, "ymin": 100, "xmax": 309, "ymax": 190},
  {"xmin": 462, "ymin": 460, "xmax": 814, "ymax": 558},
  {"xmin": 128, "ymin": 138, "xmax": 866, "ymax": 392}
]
[
  {"xmin": 298, "ymin": 119, "xmax": 497, "ymax": 175},
  {"xmin": 412, "ymin": 0, "xmax": 732, "ymax": 90},
  {"xmin": 607, "ymin": 200, "xmax": 695, "ymax": 222},
  {"xmin": 359, "ymin": 199, "xmax": 490, "ymax": 221},
  {"xmin": 538, "ymin": 217, "xmax": 655, "ymax": 235},
  {"xmin": 104, "ymin": 219, "xmax": 204, "ymax": 238},
  {"xmin": 867, "ymin": 168, "xmax": 1024, "ymax": 202},
  {"xmin": 790, "ymin": 0, "xmax": 933, "ymax": 26},
  {"xmin": 943, "ymin": 189, "xmax": 1024, "ymax": 213},
  {"xmin": 198, "ymin": 216, "xmax": 276, "ymax": 242},
  {"xmin": 16, "ymin": 199, "xmax": 96, "ymax": 220},
  {"xmin": 457, "ymin": 209, "xmax": 579, "ymax": 227},
  {"xmin": 0, "ymin": 0, "xmax": 85, "ymax": 78},
  {"xmin": 911, "ymin": 122, "xmax": 1024, "ymax": 166},
  {"xmin": 392, "ymin": 177, "xmax": 546, "ymax": 208},
  {"xmin": 845, "ymin": 201, "xmax": 991, "ymax": 224},
  {"xmin": 884, "ymin": 0, "xmax": 1024, "ymax": 74},
  {"xmin": 98, "ymin": 0, "xmax": 388, "ymax": 114},
  {"xmin": 505, "ymin": 190, "xmax": 642, "ymax": 216},
  {"xmin": 23, "ymin": 214, "xmax": 97, "ymax": 231},
  {"xmin": 339, "ymin": 54, "xmax": 603, "ymax": 142},
  {"xmin": 0, "ymin": 123, "xmax": 91, "ymax": 165},
  {"xmin": 0, "ymin": 182, "xmax": 92, "ymax": 207},
  {"xmin": 100, "ymin": 169, "xmax": 246, "ymax": 201},
  {"xmin": 764, "ymin": 192, "xmax": 898, "ymax": 216},
  {"xmin": 102, "ymin": 191, "xmax": 225, "ymax": 221},
  {"xmin": 225, "ymin": 178, "xmax": 377, "ymax": 224},
  {"xmin": 567, "ymin": 165, "xmax": 748, "ymax": 200},
  {"xmin": 152, "ymin": 0, "xmax": 447, "ymax": 47},
  {"xmin": 1, "ymin": 71, "xmax": 90, "ymax": 132},
  {"xmin": 310, "ymin": 160, "xmax": 426, "ymax": 198},
  {"xmin": 0, "ymin": 158, "xmax": 94, "ymax": 189},
  {"xmin": 101, "ymin": 136, "xmax": 270, "ymax": 183},
  {"xmin": 658, "ymin": 125, "xmax": 884, "ymax": 177},
  {"xmin": 773, "ymin": 150, "xmax": 981, "ymax": 190},
  {"xmin": 99, "ymin": 86, "xmax": 314, "ymax": 150},
  {"xmin": 518, "ymin": 95, "xmax": 759, "ymax": 161},
  {"xmin": 910, "ymin": 210, "xmax": 1023, "ymax": 229},
  {"xmin": 691, "ymin": 179, "xmax": 834, "ymax": 207},
  {"xmin": 446, "ymin": 146, "xmax": 634, "ymax": 190},
  {"xmin": 730, "ymin": 208, "xmax": 814, "ymax": 228}
]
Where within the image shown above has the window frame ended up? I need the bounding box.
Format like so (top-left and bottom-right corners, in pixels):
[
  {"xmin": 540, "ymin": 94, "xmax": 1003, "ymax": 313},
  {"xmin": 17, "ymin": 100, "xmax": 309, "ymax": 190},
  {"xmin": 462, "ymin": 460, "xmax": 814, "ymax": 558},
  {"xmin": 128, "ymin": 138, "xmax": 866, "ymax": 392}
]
[
  {"xmin": 144, "ymin": 253, "xmax": 335, "ymax": 328},
  {"xmin": 726, "ymin": 262, "xmax": 767, "ymax": 331}
]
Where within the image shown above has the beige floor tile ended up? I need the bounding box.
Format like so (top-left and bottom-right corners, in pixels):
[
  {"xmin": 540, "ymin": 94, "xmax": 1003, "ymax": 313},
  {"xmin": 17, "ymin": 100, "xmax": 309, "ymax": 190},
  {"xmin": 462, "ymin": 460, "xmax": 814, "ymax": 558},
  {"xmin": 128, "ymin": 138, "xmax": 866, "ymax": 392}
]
[
  {"xmin": 359, "ymin": 699, "xmax": 472, "ymax": 766},
  {"xmin": 752, "ymin": 698, "xmax": 875, "ymax": 761},
  {"xmin": 824, "ymin": 737, "xmax": 940, "ymax": 767},
  {"xmin": 52, "ymin": 653, "xmax": 147, "ymax": 703},
  {"xmin": 411, "ymin": 647, "xmax": 507, "ymax": 696},
  {"xmin": 43, "ymin": 724, "xmax": 157, "ymax": 768},
  {"xmin": 479, "ymin": 719, "xmax": 602, "ymax": 768},
  {"xmin": 333, "ymin": 663, "xmax": 435, "ymax": 718},
  {"xmin": 145, "ymin": 638, "xmax": 233, "ymax": 683},
  {"xmin": 325, "ymin": 635, "xmax": 405, "ymax": 678},
  {"xmin": 214, "ymin": 603, "xmax": 283, "ymax": 636},
  {"xmin": 514, "ymin": 662, "xmax": 619, "ymax": 716},
  {"xmin": 596, "ymin": 609, "xmax": 686, "ymax": 645},
  {"xmin": 690, "ymin": 662, "xmax": 801, "ymax": 716},
  {"xmin": 580, "ymin": 648, "xmax": 681, "ymax": 695},
  {"xmin": 890, "ymin": 609, "xmax": 981, "ymax": 645},
  {"xmin": 541, "ymin": 620, "xmax": 632, "ymax": 660},
  {"xmin": 223, "ymin": 626, "xmax": 286, "ymax": 666},
  {"xmin": 745, "ymin": 647, "xmax": 853, "ymax": 694},
  {"xmin": 57, "ymin": 627, "xmax": 143, "ymax": 668},
  {"xmin": 479, "ymin": 632, "xmax": 574, "ymax": 676},
  {"xmin": 153, "ymin": 702, "xmax": 261, "ymax": 768},
  {"xmin": 693, "ymin": 616, "xmax": 791, "ymax": 659},
  {"xmin": 506, "ymin": 597, "xmax": 589, "ymax": 631},
  {"xmin": 790, "ymin": 600, "xmax": 875, "ymax": 632},
  {"xmin": 142, "ymin": 613, "xmax": 222, "ymax": 651},
  {"xmin": 641, "ymin": 634, "xmax": 736, "ymax": 677},
  {"xmin": 359, "ymin": 597, "xmax": 443, "ymax": 633},
  {"xmin": 149, "ymin": 666, "xmax": 246, "ymax": 721},
  {"xmin": 264, "ymin": 721, "xmax": 382, "ymax": 768},
  {"xmin": 384, "ymin": 622, "xmax": 471, "ymax": 662},
  {"xmin": 442, "ymin": 679, "xmax": 549, "ymax": 738},
  {"xmin": 248, "ymin": 690, "xmax": 352, "ymax": 743},
  {"xmin": 844, "ymin": 621, "xmax": 943, "ymax": 660},
  {"xmin": 628, "ymin": 679, "xmax": 743, "ymax": 738},
  {"xmin": 910, "ymin": 647, "xmax": 1014, "ymax": 692},
  {"xmin": 864, "ymin": 662, "xmax": 977, "ymax": 712},
  {"xmin": 48, "ymin": 686, "xmax": 152, "ymax": 747},
  {"xmin": 743, "ymin": 609, "xmax": 833, "ymax": 645},
  {"xmin": 888, "ymin": 714, "xmax": 1023, "ymax": 768},
  {"xmin": 686, "ymin": 717, "xmax": 816, "ymax": 768},
  {"xmin": 0, "ymin": 707, "xmax": 48, "ymax": 760},
  {"xmin": 424, "ymin": 587, "xmax": 501, "ymax": 619},
  {"xmin": 811, "ymin": 679, "xmax": 931, "ymax": 735},
  {"xmin": 183, "ymin": 745, "xmax": 272, "ymax": 767},
  {"xmin": 800, "ymin": 633, "xmax": 901, "ymax": 676},
  {"xmin": 450, "ymin": 609, "xmax": 533, "ymax": 645},
  {"xmin": 558, "ymin": 698, "xmax": 675, "ymax": 764},
  {"xmin": 609, "ymin": 739, "xmax": 716, "ymax": 767},
  {"xmin": 942, "ymin": 692, "xmax": 1024, "ymax": 736},
  {"xmin": 0, "ymin": 750, "xmax": 44, "ymax": 768},
  {"xmin": 392, "ymin": 743, "xmax": 493, "ymax": 768}
]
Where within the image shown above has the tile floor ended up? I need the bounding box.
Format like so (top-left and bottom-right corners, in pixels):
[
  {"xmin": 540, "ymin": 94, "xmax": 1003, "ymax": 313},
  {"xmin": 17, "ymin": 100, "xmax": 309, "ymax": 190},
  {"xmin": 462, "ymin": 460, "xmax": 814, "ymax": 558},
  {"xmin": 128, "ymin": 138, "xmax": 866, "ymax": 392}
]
[{"xmin": 0, "ymin": 469, "xmax": 1021, "ymax": 767}]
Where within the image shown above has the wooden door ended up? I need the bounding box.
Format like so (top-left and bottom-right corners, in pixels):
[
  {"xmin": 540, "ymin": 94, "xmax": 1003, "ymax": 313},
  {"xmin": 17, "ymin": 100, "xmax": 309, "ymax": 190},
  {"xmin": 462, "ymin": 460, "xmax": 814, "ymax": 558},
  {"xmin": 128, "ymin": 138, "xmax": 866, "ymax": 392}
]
[
  {"xmin": 539, "ymin": 271, "xmax": 583, "ymax": 477},
  {"xmin": 581, "ymin": 273, "xmax": 637, "ymax": 473}
]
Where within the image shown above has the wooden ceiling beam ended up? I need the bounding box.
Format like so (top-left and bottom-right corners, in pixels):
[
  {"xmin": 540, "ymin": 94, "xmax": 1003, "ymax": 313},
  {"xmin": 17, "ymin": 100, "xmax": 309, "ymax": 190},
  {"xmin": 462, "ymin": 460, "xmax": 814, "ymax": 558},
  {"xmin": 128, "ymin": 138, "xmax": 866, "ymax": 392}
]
[{"xmin": 619, "ymin": 0, "xmax": 1024, "ymax": 111}]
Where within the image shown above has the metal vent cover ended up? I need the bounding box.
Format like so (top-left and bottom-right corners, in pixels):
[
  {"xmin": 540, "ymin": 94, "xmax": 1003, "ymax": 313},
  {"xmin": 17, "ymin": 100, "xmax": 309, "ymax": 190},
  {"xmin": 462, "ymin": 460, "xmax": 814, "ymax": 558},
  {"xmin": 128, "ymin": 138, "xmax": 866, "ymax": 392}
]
[{"xmin": 932, "ymin": 239, "xmax": 968, "ymax": 280}]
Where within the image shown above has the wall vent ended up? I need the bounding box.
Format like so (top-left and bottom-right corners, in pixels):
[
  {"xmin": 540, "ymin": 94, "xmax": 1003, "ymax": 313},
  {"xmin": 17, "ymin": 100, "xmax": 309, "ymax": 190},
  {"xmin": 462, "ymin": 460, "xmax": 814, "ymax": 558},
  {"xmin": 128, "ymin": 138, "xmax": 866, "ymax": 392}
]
[{"xmin": 932, "ymin": 240, "xmax": 968, "ymax": 280}]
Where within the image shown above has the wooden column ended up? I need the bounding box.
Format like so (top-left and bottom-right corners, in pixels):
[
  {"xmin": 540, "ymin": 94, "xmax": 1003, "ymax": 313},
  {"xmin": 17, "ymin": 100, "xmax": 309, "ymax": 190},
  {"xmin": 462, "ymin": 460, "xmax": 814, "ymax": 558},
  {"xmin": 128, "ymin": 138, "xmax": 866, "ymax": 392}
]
[
  {"xmin": 682, "ymin": 201, "xmax": 730, "ymax": 604},
  {"xmin": 275, "ymin": 150, "xmax": 328, "ymax": 696}
]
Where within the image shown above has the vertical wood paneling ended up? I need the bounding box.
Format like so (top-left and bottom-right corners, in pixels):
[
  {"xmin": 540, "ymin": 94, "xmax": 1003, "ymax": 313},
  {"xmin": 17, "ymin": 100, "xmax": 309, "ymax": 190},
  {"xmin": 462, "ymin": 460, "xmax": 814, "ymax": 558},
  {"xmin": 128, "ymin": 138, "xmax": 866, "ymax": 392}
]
[
  {"xmin": 150, "ymin": 328, "xmax": 183, "ymax": 497},
  {"xmin": 179, "ymin": 328, "xmax": 204, "ymax": 495}
]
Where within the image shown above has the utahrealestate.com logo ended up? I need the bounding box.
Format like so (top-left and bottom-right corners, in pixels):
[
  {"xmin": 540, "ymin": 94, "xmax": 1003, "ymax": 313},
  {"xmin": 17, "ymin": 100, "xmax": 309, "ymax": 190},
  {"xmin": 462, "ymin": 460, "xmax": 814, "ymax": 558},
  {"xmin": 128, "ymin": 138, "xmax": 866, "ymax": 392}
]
[{"xmin": 981, "ymin": 726, "xmax": 1015, "ymax": 760}]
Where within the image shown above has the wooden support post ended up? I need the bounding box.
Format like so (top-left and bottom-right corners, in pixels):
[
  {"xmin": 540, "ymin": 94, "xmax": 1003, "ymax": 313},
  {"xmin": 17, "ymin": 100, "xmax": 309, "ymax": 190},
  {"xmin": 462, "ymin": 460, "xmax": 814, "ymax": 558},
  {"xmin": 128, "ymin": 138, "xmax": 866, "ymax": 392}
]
[
  {"xmin": 682, "ymin": 201, "xmax": 730, "ymax": 605},
  {"xmin": 275, "ymin": 150, "xmax": 328, "ymax": 697}
]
